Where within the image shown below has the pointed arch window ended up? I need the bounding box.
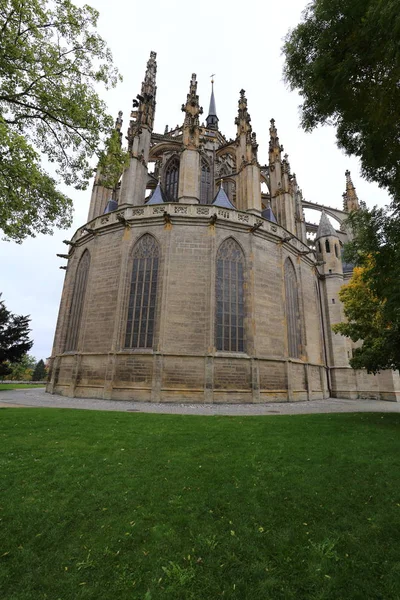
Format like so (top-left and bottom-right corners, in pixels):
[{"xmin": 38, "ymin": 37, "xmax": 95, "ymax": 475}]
[
  {"xmin": 284, "ymin": 258, "xmax": 302, "ymax": 359},
  {"xmin": 125, "ymin": 235, "xmax": 159, "ymax": 349},
  {"xmin": 65, "ymin": 250, "xmax": 90, "ymax": 352},
  {"xmin": 216, "ymin": 238, "xmax": 245, "ymax": 352},
  {"xmin": 165, "ymin": 157, "xmax": 179, "ymax": 201},
  {"xmin": 325, "ymin": 239, "xmax": 331, "ymax": 253},
  {"xmin": 200, "ymin": 159, "xmax": 211, "ymax": 204}
]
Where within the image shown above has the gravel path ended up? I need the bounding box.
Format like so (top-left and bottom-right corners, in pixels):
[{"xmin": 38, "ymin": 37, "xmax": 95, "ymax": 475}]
[{"xmin": 0, "ymin": 388, "xmax": 399, "ymax": 415}]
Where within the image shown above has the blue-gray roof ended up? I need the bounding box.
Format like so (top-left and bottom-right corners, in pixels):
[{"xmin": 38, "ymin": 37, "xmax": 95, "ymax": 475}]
[
  {"xmin": 104, "ymin": 199, "xmax": 118, "ymax": 214},
  {"xmin": 212, "ymin": 185, "xmax": 235, "ymax": 209},
  {"xmin": 262, "ymin": 204, "xmax": 277, "ymax": 223},
  {"xmin": 146, "ymin": 182, "xmax": 166, "ymax": 205}
]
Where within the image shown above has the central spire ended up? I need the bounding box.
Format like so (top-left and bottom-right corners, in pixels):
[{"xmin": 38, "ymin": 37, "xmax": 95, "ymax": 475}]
[{"xmin": 206, "ymin": 76, "xmax": 219, "ymax": 130}]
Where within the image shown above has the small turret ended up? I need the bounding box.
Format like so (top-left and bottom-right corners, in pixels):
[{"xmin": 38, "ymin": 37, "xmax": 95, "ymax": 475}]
[
  {"xmin": 206, "ymin": 77, "xmax": 219, "ymax": 130},
  {"xmin": 316, "ymin": 211, "xmax": 342, "ymax": 275},
  {"xmin": 342, "ymin": 170, "xmax": 360, "ymax": 212}
]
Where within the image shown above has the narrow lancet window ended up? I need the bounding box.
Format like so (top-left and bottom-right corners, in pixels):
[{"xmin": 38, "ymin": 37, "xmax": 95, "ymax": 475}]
[
  {"xmin": 125, "ymin": 235, "xmax": 159, "ymax": 349},
  {"xmin": 65, "ymin": 251, "xmax": 90, "ymax": 351},
  {"xmin": 216, "ymin": 238, "xmax": 245, "ymax": 352},
  {"xmin": 165, "ymin": 157, "xmax": 180, "ymax": 201},
  {"xmin": 200, "ymin": 160, "xmax": 211, "ymax": 204},
  {"xmin": 284, "ymin": 258, "xmax": 302, "ymax": 358},
  {"xmin": 325, "ymin": 239, "xmax": 331, "ymax": 253}
]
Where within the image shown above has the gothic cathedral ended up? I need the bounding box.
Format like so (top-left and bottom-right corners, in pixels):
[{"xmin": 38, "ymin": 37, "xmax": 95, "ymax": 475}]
[{"xmin": 47, "ymin": 52, "xmax": 399, "ymax": 402}]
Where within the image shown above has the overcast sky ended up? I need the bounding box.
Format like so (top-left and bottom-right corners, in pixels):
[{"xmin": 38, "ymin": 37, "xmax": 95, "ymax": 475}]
[{"xmin": 0, "ymin": 0, "xmax": 390, "ymax": 361}]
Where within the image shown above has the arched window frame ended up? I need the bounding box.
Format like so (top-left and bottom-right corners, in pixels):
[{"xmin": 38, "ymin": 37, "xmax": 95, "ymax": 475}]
[
  {"xmin": 65, "ymin": 250, "xmax": 91, "ymax": 352},
  {"xmin": 125, "ymin": 234, "xmax": 160, "ymax": 350},
  {"xmin": 164, "ymin": 156, "xmax": 180, "ymax": 201},
  {"xmin": 200, "ymin": 158, "xmax": 212, "ymax": 204},
  {"xmin": 215, "ymin": 238, "xmax": 245, "ymax": 353},
  {"xmin": 284, "ymin": 257, "xmax": 303, "ymax": 359},
  {"xmin": 325, "ymin": 239, "xmax": 331, "ymax": 253}
]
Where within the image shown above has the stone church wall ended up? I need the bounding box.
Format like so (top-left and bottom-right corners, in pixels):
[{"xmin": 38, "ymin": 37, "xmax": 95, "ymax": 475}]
[{"xmin": 48, "ymin": 206, "xmax": 329, "ymax": 403}]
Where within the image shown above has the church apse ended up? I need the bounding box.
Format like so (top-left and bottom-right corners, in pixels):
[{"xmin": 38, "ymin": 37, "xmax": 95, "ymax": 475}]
[{"xmin": 47, "ymin": 52, "xmax": 399, "ymax": 403}]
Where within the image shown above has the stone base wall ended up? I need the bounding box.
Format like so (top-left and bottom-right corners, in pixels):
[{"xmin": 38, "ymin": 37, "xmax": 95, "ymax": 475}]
[
  {"xmin": 330, "ymin": 367, "xmax": 400, "ymax": 402},
  {"xmin": 47, "ymin": 353, "xmax": 329, "ymax": 403}
]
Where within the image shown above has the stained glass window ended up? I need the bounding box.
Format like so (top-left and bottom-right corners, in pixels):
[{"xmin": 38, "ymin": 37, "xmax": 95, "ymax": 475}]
[
  {"xmin": 284, "ymin": 258, "xmax": 302, "ymax": 358},
  {"xmin": 165, "ymin": 157, "xmax": 179, "ymax": 201},
  {"xmin": 65, "ymin": 250, "xmax": 90, "ymax": 351},
  {"xmin": 125, "ymin": 235, "xmax": 159, "ymax": 349},
  {"xmin": 216, "ymin": 238, "xmax": 245, "ymax": 352},
  {"xmin": 200, "ymin": 159, "xmax": 211, "ymax": 204}
]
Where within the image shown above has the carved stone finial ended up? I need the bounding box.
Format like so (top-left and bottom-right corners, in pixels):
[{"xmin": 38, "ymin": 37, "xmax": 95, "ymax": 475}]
[
  {"xmin": 127, "ymin": 51, "xmax": 158, "ymax": 149},
  {"xmin": 182, "ymin": 72, "xmax": 203, "ymax": 146}
]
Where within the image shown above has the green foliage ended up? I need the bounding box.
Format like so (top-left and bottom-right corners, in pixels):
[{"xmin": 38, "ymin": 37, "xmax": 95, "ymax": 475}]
[
  {"xmin": 1, "ymin": 409, "xmax": 400, "ymax": 599},
  {"xmin": 6, "ymin": 353, "xmax": 37, "ymax": 380},
  {"xmin": 0, "ymin": 383, "xmax": 45, "ymax": 389},
  {"xmin": 97, "ymin": 128, "xmax": 129, "ymax": 193},
  {"xmin": 32, "ymin": 359, "xmax": 47, "ymax": 381},
  {"xmin": 333, "ymin": 206, "xmax": 400, "ymax": 372},
  {"xmin": 0, "ymin": 294, "xmax": 33, "ymax": 378},
  {"xmin": 283, "ymin": 0, "xmax": 400, "ymax": 201},
  {"xmin": 0, "ymin": 0, "xmax": 121, "ymax": 242}
]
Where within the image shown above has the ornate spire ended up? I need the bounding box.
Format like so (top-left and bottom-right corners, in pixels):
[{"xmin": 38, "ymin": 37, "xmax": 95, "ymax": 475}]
[
  {"xmin": 235, "ymin": 89, "xmax": 251, "ymax": 136},
  {"xmin": 127, "ymin": 51, "xmax": 157, "ymax": 150},
  {"xmin": 181, "ymin": 73, "xmax": 203, "ymax": 147},
  {"xmin": 269, "ymin": 118, "xmax": 283, "ymax": 163},
  {"xmin": 206, "ymin": 76, "xmax": 219, "ymax": 130},
  {"xmin": 342, "ymin": 169, "xmax": 360, "ymax": 212},
  {"xmin": 235, "ymin": 89, "xmax": 258, "ymax": 162}
]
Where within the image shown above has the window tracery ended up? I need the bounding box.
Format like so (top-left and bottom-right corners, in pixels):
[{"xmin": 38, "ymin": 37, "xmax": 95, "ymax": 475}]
[
  {"xmin": 164, "ymin": 156, "xmax": 180, "ymax": 201},
  {"xmin": 65, "ymin": 251, "xmax": 90, "ymax": 352},
  {"xmin": 284, "ymin": 257, "xmax": 302, "ymax": 358},
  {"xmin": 125, "ymin": 235, "xmax": 160, "ymax": 349},
  {"xmin": 216, "ymin": 238, "xmax": 245, "ymax": 352},
  {"xmin": 200, "ymin": 159, "xmax": 211, "ymax": 204}
]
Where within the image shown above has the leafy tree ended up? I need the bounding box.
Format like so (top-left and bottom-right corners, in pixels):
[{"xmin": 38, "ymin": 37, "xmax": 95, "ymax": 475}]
[
  {"xmin": 0, "ymin": 0, "xmax": 121, "ymax": 242},
  {"xmin": 7, "ymin": 353, "xmax": 37, "ymax": 380},
  {"xmin": 32, "ymin": 358, "xmax": 47, "ymax": 381},
  {"xmin": 283, "ymin": 0, "xmax": 400, "ymax": 201},
  {"xmin": 97, "ymin": 126, "xmax": 129, "ymax": 194},
  {"xmin": 0, "ymin": 294, "xmax": 33, "ymax": 378},
  {"xmin": 332, "ymin": 207, "xmax": 400, "ymax": 373}
]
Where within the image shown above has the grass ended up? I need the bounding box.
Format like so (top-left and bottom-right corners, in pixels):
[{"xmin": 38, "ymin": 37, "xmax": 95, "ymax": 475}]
[
  {"xmin": 0, "ymin": 383, "xmax": 45, "ymax": 390},
  {"xmin": 0, "ymin": 409, "xmax": 399, "ymax": 600}
]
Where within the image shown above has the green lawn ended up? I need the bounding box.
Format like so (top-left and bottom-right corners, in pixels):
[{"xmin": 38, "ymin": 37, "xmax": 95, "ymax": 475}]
[
  {"xmin": 0, "ymin": 409, "xmax": 399, "ymax": 600},
  {"xmin": 0, "ymin": 383, "xmax": 45, "ymax": 390}
]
